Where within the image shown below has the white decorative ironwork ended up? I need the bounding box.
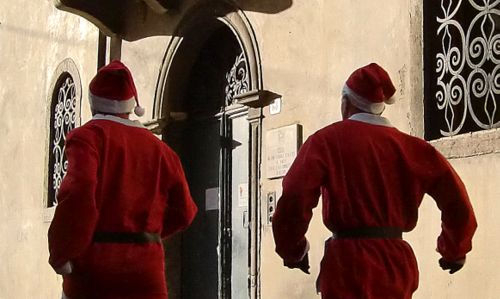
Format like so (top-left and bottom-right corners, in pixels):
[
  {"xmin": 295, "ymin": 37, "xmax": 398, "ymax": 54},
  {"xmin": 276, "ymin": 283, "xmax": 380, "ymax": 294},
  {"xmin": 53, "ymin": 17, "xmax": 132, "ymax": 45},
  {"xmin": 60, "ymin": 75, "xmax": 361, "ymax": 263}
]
[
  {"xmin": 436, "ymin": 0, "xmax": 500, "ymax": 136},
  {"xmin": 225, "ymin": 52, "xmax": 249, "ymax": 106},
  {"xmin": 50, "ymin": 76, "xmax": 77, "ymax": 205}
]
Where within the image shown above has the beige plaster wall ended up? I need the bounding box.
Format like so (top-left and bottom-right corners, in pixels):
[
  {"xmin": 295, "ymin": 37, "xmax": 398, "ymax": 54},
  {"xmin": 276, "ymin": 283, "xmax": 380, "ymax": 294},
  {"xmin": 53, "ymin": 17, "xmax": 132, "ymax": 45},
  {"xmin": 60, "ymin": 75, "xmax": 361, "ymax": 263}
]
[
  {"xmin": 244, "ymin": 0, "xmax": 496, "ymax": 298},
  {"xmin": 0, "ymin": 1, "xmax": 166, "ymax": 298},
  {"xmin": 0, "ymin": 1, "xmax": 98, "ymax": 298},
  {"xmin": 407, "ymin": 154, "xmax": 499, "ymax": 299},
  {"xmin": 121, "ymin": 36, "xmax": 170, "ymax": 124}
]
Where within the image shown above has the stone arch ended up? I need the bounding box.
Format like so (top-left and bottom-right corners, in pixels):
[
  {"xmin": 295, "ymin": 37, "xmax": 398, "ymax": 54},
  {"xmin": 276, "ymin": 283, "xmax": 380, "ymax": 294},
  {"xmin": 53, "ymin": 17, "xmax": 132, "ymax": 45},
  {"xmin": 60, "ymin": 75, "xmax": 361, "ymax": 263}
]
[{"xmin": 153, "ymin": 1, "xmax": 263, "ymax": 119}]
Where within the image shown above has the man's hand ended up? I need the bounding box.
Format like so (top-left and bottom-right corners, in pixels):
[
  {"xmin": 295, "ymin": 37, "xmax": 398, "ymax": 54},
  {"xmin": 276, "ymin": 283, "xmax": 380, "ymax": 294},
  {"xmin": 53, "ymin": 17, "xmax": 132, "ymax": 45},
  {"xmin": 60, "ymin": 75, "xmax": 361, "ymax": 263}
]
[
  {"xmin": 54, "ymin": 261, "xmax": 73, "ymax": 275},
  {"xmin": 284, "ymin": 253, "xmax": 310, "ymax": 274},
  {"xmin": 439, "ymin": 257, "xmax": 465, "ymax": 274}
]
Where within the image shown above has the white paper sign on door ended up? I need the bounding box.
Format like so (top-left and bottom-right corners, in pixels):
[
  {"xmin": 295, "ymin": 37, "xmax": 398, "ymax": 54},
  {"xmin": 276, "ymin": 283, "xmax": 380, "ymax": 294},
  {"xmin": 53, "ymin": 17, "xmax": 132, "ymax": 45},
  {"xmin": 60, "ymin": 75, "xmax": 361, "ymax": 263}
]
[
  {"xmin": 238, "ymin": 183, "xmax": 248, "ymax": 207},
  {"xmin": 205, "ymin": 187, "xmax": 219, "ymax": 211}
]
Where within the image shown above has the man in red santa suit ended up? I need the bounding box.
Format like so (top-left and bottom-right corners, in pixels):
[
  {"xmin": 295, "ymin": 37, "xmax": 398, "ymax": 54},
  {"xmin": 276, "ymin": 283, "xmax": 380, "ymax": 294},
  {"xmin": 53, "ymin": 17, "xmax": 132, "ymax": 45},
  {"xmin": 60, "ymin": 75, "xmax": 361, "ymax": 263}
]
[
  {"xmin": 272, "ymin": 63, "xmax": 477, "ymax": 299},
  {"xmin": 48, "ymin": 60, "xmax": 197, "ymax": 299}
]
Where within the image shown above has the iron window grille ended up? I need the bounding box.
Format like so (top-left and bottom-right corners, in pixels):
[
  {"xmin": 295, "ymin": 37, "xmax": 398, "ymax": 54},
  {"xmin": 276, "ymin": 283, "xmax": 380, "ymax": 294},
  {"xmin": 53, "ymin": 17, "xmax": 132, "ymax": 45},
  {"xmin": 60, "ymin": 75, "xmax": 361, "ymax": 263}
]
[
  {"xmin": 424, "ymin": 0, "xmax": 500, "ymax": 140},
  {"xmin": 47, "ymin": 73, "xmax": 80, "ymax": 208}
]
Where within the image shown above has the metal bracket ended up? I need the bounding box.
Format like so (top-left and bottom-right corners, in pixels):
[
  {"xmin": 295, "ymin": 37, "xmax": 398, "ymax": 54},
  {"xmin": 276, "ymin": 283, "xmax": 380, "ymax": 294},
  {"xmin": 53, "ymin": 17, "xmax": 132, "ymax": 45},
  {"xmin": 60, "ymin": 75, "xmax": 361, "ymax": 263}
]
[
  {"xmin": 234, "ymin": 90, "xmax": 281, "ymax": 108},
  {"xmin": 142, "ymin": 111, "xmax": 187, "ymax": 135},
  {"xmin": 219, "ymin": 136, "xmax": 242, "ymax": 150}
]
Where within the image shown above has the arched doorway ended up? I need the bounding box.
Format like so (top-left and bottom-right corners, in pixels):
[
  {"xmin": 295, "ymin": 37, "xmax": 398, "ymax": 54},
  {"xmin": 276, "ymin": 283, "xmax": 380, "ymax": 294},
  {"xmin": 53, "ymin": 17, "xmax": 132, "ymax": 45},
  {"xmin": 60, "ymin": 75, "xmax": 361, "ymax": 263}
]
[{"xmin": 155, "ymin": 4, "xmax": 263, "ymax": 299}]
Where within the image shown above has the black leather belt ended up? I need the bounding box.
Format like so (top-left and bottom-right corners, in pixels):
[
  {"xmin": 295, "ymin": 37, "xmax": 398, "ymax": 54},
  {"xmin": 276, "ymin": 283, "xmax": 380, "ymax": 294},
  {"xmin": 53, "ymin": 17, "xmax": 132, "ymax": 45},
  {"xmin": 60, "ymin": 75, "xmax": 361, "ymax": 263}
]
[
  {"xmin": 93, "ymin": 232, "xmax": 161, "ymax": 243},
  {"xmin": 332, "ymin": 227, "xmax": 403, "ymax": 239}
]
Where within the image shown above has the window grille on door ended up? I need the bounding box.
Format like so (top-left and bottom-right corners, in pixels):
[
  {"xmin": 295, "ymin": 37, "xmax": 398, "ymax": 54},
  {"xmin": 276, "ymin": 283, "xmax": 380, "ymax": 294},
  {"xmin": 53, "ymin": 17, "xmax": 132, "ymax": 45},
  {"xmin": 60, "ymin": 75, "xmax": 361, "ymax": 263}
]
[
  {"xmin": 424, "ymin": 0, "xmax": 500, "ymax": 140},
  {"xmin": 225, "ymin": 52, "xmax": 249, "ymax": 106}
]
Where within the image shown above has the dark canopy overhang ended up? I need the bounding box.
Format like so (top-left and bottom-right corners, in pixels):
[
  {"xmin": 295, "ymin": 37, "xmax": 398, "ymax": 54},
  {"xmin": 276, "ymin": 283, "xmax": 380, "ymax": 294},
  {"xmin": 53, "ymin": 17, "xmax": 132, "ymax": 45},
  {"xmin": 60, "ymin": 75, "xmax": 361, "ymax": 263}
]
[
  {"xmin": 53, "ymin": 0, "xmax": 292, "ymax": 41},
  {"xmin": 53, "ymin": 0, "xmax": 180, "ymax": 38}
]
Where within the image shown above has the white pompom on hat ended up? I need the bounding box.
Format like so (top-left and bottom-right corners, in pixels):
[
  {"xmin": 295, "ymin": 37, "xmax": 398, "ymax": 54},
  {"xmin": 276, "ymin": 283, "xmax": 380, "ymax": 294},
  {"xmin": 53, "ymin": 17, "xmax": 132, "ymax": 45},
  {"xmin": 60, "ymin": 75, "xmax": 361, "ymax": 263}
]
[
  {"xmin": 89, "ymin": 60, "xmax": 145, "ymax": 117},
  {"xmin": 342, "ymin": 63, "xmax": 396, "ymax": 114}
]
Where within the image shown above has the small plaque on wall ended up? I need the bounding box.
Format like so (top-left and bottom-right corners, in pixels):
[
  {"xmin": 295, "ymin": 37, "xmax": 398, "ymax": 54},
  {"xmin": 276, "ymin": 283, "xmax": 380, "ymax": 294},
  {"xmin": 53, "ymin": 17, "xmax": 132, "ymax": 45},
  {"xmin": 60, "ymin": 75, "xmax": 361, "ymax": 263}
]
[{"xmin": 265, "ymin": 124, "xmax": 303, "ymax": 179}]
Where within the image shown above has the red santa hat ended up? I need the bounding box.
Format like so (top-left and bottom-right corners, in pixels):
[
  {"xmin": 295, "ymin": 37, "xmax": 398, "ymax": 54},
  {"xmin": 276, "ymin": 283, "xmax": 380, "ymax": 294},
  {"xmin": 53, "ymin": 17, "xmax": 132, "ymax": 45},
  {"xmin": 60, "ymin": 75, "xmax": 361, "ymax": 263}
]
[
  {"xmin": 342, "ymin": 63, "xmax": 396, "ymax": 114},
  {"xmin": 89, "ymin": 60, "xmax": 145, "ymax": 117}
]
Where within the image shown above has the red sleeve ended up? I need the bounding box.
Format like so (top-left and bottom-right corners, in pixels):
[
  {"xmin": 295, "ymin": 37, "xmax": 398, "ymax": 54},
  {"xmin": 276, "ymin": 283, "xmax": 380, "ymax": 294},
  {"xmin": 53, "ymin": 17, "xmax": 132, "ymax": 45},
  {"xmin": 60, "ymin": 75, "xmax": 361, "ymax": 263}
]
[
  {"xmin": 162, "ymin": 152, "xmax": 198, "ymax": 238},
  {"xmin": 272, "ymin": 134, "xmax": 326, "ymax": 263},
  {"xmin": 427, "ymin": 151, "xmax": 477, "ymax": 262},
  {"xmin": 48, "ymin": 132, "xmax": 100, "ymax": 270}
]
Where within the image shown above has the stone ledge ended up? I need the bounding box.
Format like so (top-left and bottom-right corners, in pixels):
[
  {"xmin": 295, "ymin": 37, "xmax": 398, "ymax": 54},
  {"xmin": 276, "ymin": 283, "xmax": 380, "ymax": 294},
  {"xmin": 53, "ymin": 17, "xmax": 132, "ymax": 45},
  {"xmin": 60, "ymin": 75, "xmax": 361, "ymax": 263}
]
[{"xmin": 430, "ymin": 128, "xmax": 500, "ymax": 159}]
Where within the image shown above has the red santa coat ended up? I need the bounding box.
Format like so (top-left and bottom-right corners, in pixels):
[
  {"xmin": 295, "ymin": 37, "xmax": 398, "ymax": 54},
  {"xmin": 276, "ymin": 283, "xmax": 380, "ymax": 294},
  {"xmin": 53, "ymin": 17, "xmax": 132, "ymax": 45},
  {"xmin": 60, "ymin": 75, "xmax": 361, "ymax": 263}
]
[
  {"xmin": 272, "ymin": 113, "xmax": 477, "ymax": 299},
  {"xmin": 48, "ymin": 114, "xmax": 197, "ymax": 299}
]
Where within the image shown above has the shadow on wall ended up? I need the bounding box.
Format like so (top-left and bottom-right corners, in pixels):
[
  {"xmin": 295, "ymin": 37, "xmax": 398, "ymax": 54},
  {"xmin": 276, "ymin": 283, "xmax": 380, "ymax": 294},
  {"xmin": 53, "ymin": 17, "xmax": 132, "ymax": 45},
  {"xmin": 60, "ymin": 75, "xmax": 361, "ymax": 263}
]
[
  {"xmin": 234, "ymin": 0, "xmax": 293, "ymax": 14},
  {"xmin": 126, "ymin": 0, "xmax": 295, "ymax": 40}
]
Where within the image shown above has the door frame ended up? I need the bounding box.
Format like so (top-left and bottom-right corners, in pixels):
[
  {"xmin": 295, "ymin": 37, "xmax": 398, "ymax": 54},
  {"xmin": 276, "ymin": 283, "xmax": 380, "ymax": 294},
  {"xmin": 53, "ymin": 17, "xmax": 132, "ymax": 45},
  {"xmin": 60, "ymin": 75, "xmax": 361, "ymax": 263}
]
[
  {"xmin": 152, "ymin": 3, "xmax": 264, "ymax": 298},
  {"xmin": 218, "ymin": 104, "xmax": 250, "ymax": 298}
]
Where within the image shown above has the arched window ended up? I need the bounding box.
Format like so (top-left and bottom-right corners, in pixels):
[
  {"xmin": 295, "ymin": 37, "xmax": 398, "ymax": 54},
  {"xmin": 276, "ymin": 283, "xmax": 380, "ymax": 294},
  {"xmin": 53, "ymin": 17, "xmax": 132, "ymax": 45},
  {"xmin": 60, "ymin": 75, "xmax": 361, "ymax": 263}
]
[{"xmin": 45, "ymin": 59, "xmax": 82, "ymax": 210}]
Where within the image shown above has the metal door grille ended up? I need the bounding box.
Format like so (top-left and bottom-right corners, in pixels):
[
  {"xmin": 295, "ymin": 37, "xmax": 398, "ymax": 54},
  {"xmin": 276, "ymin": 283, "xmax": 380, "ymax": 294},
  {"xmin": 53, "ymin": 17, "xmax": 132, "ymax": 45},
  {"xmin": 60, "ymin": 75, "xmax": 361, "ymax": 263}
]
[{"xmin": 225, "ymin": 52, "xmax": 249, "ymax": 107}]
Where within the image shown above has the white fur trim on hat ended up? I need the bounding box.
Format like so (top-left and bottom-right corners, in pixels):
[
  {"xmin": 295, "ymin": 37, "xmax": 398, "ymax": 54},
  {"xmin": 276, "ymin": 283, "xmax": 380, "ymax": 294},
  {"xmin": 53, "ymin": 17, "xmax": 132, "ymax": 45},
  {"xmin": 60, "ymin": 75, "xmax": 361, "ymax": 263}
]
[
  {"xmin": 385, "ymin": 95, "xmax": 396, "ymax": 105},
  {"xmin": 89, "ymin": 92, "xmax": 136, "ymax": 114},
  {"xmin": 342, "ymin": 85, "xmax": 385, "ymax": 114}
]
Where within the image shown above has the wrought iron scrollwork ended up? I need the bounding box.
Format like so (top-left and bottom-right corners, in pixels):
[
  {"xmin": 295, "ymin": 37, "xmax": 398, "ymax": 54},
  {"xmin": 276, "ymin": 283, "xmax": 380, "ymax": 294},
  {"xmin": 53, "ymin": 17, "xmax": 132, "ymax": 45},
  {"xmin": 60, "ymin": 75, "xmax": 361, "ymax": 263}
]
[
  {"xmin": 225, "ymin": 52, "xmax": 249, "ymax": 106},
  {"xmin": 49, "ymin": 75, "xmax": 77, "ymax": 206},
  {"xmin": 434, "ymin": 0, "xmax": 500, "ymax": 137}
]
